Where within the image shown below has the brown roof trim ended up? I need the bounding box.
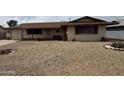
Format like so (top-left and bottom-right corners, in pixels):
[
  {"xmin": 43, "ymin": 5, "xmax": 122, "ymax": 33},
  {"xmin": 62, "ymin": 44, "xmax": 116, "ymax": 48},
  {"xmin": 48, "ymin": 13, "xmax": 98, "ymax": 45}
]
[
  {"xmin": 63, "ymin": 22, "xmax": 119, "ymax": 26},
  {"xmin": 18, "ymin": 26, "xmax": 62, "ymax": 29},
  {"xmin": 20, "ymin": 22, "xmax": 66, "ymax": 24}
]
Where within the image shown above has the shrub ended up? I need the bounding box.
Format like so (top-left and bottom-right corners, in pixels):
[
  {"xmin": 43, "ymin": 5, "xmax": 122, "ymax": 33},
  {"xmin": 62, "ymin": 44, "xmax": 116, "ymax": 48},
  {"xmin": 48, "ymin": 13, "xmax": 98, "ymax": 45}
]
[
  {"xmin": 0, "ymin": 49, "xmax": 14, "ymax": 55},
  {"xmin": 111, "ymin": 42, "xmax": 124, "ymax": 48},
  {"xmin": 101, "ymin": 37, "xmax": 106, "ymax": 41}
]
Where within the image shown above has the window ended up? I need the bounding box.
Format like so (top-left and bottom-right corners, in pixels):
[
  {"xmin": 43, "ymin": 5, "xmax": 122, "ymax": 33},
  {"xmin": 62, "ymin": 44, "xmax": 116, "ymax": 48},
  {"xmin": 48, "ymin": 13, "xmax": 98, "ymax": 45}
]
[
  {"xmin": 33, "ymin": 29, "xmax": 42, "ymax": 34},
  {"xmin": 75, "ymin": 25, "xmax": 98, "ymax": 34},
  {"xmin": 27, "ymin": 29, "xmax": 33, "ymax": 35},
  {"xmin": 27, "ymin": 29, "xmax": 42, "ymax": 35},
  {"xmin": 56, "ymin": 29, "xmax": 60, "ymax": 33}
]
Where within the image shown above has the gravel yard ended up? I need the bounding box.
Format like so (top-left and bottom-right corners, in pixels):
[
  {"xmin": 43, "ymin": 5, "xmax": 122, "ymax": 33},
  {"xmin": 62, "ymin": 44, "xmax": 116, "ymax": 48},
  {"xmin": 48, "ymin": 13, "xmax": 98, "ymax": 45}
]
[{"xmin": 0, "ymin": 41, "xmax": 124, "ymax": 76}]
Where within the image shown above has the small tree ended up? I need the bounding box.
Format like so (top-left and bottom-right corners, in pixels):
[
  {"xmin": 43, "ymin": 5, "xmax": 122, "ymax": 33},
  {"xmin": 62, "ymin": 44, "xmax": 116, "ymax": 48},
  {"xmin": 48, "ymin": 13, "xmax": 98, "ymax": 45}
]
[{"xmin": 7, "ymin": 20, "xmax": 18, "ymax": 27}]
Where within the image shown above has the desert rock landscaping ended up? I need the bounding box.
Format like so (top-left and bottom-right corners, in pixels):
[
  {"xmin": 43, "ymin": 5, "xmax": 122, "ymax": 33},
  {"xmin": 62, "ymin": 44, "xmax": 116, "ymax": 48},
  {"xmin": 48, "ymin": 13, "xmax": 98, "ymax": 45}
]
[
  {"xmin": 0, "ymin": 41, "xmax": 124, "ymax": 76},
  {"xmin": 105, "ymin": 42, "xmax": 124, "ymax": 51},
  {"xmin": 0, "ymin": 49, "xmax": 16, "ymax": 55}
]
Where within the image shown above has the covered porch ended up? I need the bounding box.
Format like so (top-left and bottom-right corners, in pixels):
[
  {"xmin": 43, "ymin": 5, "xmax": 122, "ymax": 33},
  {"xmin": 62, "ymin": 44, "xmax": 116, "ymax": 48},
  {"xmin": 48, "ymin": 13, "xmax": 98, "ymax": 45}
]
[{"xmin": 22, "ymin": 27, "xmax": 67, "ymax": 41}]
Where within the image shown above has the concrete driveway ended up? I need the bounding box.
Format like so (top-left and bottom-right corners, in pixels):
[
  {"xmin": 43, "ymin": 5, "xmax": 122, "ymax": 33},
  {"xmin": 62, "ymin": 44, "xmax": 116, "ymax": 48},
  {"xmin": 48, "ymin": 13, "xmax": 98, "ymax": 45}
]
[{"xmin": 0, "ymin": 40, "xmax": 16, "ymax": 46}]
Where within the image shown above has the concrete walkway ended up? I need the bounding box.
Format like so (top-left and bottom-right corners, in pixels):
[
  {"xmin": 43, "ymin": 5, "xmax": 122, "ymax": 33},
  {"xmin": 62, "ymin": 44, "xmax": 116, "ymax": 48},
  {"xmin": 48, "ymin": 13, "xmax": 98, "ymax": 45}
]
[{"xmin": 0, "ymin": 40, "xmax": 16, "ymax": 46}]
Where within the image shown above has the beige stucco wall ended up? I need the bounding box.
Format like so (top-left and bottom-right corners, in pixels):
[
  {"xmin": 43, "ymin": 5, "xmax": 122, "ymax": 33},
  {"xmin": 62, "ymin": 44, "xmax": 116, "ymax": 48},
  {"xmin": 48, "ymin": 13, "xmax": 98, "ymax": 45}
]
[
  {"xmin": 6, "ymin": 29, "xmax": 22, "ymax": 40},
  {"xmin": 11, "ymin": 29, "xmax": 22, "ymax": 40},
  {"xmin": 8, "ymin": 25, "xmax": 106, "ymax": 41},
  {"xmin": 67, "ymin": 26, "xmax": 75, "ymax": 41},
  {"xmin": 6, "ymin": 30, "xmax": 11, "ymax": 39},
  {"xmin": 67, "ymin": 25, "xmax": 106, "ymax": 41}
]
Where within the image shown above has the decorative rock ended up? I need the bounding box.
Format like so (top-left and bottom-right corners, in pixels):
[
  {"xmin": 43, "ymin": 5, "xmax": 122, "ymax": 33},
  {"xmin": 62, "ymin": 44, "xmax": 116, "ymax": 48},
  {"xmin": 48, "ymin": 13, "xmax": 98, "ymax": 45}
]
[
  {"xmin": 105, "ymin": 44, "xmax": 124, "ymax": 51},
  {"xmin": 0, "ymin": 49, "xmax": 16, "ymax": 55},
  {"xmin": 105, "ymin": 45, "xmax": 111, "ymax": 49}
]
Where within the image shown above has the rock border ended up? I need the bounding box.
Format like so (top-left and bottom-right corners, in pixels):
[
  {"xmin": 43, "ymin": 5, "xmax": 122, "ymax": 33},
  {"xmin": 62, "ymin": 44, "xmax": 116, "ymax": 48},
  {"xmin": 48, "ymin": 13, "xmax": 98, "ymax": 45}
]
[
  {"xmin": 105, "ymin": 44, "xmax": 124, "ymax": 51},
  {"xmin": 0, "ymin": 49, "xmax": 16, "ymax": 55}
]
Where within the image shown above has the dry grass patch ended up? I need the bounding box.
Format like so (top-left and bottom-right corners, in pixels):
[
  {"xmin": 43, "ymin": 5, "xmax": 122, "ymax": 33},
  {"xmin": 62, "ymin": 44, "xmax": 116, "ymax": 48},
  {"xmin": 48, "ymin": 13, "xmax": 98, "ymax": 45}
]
[{"xmin": 0, "ymin": 41, "xmax": 124, "ymax": 76}]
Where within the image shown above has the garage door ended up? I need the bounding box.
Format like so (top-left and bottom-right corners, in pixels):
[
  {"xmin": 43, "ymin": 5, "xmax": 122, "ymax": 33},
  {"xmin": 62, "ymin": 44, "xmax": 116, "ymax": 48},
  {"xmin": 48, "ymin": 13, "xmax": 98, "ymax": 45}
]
[{"xmin": 106, "ymin": 31, "xmax": 124, "ymax": 40}]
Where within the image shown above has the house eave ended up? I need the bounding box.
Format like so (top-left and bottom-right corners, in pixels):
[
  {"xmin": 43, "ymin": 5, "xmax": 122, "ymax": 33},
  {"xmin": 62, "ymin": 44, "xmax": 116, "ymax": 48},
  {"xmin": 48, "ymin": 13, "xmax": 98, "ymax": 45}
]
[{"xmin": 63, "ymin": 22, "xmax": 119, "ymax": 26}]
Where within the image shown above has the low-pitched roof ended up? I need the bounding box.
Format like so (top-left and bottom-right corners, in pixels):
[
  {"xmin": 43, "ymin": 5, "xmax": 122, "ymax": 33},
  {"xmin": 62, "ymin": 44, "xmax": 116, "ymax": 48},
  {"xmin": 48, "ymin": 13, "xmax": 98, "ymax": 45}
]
[
  {"xmin": 70, "ymin": 16, "xmax": 107, "ymax": 23},
  {"xmin": 7, "ymin": 16, "xmax": 119, "ymax": 29},
  {"xmin": 17, "ymin": 22, "xmax": 66, "ymax": 29}
]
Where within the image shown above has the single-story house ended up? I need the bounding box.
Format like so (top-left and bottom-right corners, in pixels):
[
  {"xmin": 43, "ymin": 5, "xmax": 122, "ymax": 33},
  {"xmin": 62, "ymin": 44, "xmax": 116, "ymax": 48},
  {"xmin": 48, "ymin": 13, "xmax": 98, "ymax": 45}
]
[
  {"xmin": 0, "ymin": 25, "xmax": 6, "ymax": 39},
  {"xmin": 6, "ymin": 16, "xmax": 118, "ymax": 41},
  {"xmin": 106, "ymin": 21, "xmax": 124, "ymax": 40}
]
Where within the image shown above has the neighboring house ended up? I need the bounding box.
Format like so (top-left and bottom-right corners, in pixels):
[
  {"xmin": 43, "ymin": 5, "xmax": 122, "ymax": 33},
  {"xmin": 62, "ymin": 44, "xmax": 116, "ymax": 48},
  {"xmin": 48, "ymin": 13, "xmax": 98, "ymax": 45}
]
[
  {"xmin": 6, "ymin": 16, "xmax": 118, "ymax": 41},
  {"xmin": 0, "ymin": 25, "xmax": 6, "ymax": 39},
  {"xmin": 106, "ymin": 21, "xmax": 124, "ymax": 40}
]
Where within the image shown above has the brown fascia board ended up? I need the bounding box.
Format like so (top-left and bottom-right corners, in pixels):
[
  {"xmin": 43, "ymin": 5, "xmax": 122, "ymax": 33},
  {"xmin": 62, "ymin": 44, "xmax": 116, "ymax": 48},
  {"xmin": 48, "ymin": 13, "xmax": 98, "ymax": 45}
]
[
  {"xmin": 16, "ymin": 22, "xmax": 66, "ymax": 29},
  {"xmin": 19, "ymin": 26, "xmax": 62, "ymax": 29},
  {"xmin": 63, "ymin": 22, "xmax": 119, "ymax": 26}
]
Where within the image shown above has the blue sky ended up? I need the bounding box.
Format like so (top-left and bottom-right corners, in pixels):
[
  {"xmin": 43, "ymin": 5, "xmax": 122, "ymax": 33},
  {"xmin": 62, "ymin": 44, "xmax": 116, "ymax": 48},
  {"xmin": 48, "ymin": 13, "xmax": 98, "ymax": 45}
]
[{"xmin": 0, "ymin": 16, "xmax": 124, "ymax": 27}]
